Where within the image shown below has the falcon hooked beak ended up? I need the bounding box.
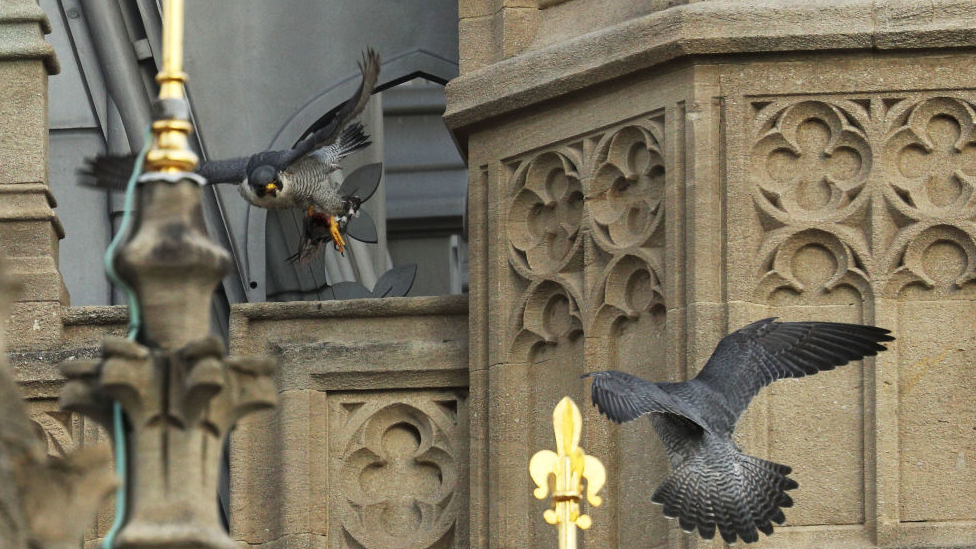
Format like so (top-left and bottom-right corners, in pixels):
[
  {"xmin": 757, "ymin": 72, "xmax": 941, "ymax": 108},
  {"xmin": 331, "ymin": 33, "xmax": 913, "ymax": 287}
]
[{"xmin": 264, "ymin": 182, "xmax": 278, "ymax": 197}]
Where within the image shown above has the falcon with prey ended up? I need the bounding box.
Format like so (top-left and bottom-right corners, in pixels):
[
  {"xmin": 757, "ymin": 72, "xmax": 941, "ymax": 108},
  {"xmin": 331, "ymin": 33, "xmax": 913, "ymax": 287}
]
[
  {"xmin": 584, "ymin": 318, "xmax": 893, "ymax": 544},
  {"xmin": 80, "ymin": 49, "xmax": 381, "ymax": 253}
]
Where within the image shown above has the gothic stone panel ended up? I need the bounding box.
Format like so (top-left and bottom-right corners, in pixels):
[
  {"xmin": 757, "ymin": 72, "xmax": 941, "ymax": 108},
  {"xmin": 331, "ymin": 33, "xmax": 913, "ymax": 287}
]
[
  {"xmin": 722, "ymin": 54, "xmax": 976, "ymax": 547},
  {"xmin": 746, "ymin": 99, "xmax": 873, "ymax": 526},
  {"xmin": 329, "ymin": 391, "xmax": 467, "ymax": 549},
  {"xmin": 501, "ymin": 111, "xmax": 678, "ymax": 549}
]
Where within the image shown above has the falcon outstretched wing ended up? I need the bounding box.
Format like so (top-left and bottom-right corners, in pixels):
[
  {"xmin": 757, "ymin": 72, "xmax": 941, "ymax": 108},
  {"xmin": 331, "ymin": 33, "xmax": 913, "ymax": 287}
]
[
  {"xmin": 195, "ymin": 157, "xmax": 250, "ymax": 184},
  {"xmin": 277, "ymin": 49, "xmax": 380, "ymax": 170},
  {"xmin": 78, "ymin": 154, "xmax": 250, "ymax": 190},
  {"xmin": 694, "ymin": 318, "xmax": 893, "ymax": 429},
  {"xmin": 584, "ymin": 370, "xmax": 712, "ymax": 431},
  {"xmin": 77, "ymin": 153, "xmax": 139, "ymax": 192}
]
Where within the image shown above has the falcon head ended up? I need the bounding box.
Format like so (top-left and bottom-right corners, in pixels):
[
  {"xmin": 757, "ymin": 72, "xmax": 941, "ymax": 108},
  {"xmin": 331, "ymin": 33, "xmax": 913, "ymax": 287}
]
[
  {"xmin": 248, "ymin": 165, "xmax": 280, "ymax": 197},
  {"xmin": 341, "ymin": 196, "xmax": 363, "ymax": 218}
]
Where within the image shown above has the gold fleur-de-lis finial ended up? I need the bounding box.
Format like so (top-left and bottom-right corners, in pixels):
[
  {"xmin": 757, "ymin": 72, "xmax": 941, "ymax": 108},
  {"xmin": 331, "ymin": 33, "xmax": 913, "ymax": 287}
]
[{"xmin": 529, "ymin": 396, "xmax": 606, "ymax": 549}]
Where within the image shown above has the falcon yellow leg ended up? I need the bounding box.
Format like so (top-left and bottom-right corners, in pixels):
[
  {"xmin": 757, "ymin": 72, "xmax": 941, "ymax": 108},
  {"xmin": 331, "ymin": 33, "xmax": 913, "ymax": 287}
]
[
  {"xmin": 308, "ymin": 206, "xmax": 314, "ymax": 217},
  {"xmin": 328, "ymin": 216, "xmax": 346, "ymax": 255}
]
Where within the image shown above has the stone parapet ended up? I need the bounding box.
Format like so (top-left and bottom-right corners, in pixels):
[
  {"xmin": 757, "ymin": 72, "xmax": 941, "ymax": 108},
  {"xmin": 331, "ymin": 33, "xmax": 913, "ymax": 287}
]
[{"xmin": 228, "ymin": 295, "xmax": 470, "ymax": 549}]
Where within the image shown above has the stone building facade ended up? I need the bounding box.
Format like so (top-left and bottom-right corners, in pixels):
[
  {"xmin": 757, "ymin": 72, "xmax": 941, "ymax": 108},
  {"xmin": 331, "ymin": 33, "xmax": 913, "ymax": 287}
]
[
  {"xmin": 445, "ymin": 1, "xmax": 976, "ymax": 548},
  {"xmin": 2, "ymin": 1, "xmax": 975, "ymax": 549}
]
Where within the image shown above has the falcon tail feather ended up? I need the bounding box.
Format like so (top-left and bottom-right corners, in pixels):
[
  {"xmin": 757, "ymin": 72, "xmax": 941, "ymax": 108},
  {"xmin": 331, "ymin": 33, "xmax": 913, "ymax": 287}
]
[{"xmin": 651, "ymin": 435, "xmax": 797, "ymax": 544}]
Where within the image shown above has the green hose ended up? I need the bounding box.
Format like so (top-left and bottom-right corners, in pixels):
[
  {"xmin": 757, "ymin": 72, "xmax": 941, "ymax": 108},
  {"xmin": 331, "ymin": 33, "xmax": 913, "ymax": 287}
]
[{"xmin": 102, "ymin": 127, "xmax": 152, "ymax": 549}]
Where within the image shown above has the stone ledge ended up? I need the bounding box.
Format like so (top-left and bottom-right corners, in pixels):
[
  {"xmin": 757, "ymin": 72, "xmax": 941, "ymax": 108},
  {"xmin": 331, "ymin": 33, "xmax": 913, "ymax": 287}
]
[
  {"xmin": 232, "ymin": 294, "xmax": 469, "ymax": 321},
  {"xmin": 272, "ymin": 337, "xmax": 469, "ymax": 391},
  {"xmin": 444, "ymin": 0, "xmax": 976, "ymax": 144},
  {"xmin": 0, "ymin": 184, "xmax": 65, "ymax": 238},
  {"xmin": 62, "ymin": 305, "xmax": 128, "ymax": 326}
]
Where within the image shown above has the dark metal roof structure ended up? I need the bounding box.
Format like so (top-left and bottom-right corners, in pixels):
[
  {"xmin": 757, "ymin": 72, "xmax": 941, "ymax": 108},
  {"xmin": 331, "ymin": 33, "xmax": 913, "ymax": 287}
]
[{"xmin": 45, "ymin": 0, "xmax": 464, "ymax": 320}]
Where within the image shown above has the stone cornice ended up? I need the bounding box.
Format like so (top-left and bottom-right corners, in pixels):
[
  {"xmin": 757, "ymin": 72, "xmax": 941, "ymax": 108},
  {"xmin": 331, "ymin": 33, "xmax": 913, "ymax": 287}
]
[
  {"xmin": 444, "ymin": 0, "xmax": 976, "ymax": 144},
  {"xmin": 0, "ymin": 2, "xmax": 59, "ymax": 74}
]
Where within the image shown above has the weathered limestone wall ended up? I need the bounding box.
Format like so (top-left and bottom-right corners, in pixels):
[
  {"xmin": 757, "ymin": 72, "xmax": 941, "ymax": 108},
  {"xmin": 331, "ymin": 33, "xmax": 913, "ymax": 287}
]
[
  {"xmin": 228, "ymin": 296, "xmax": 470, "ymax": 549},
  {"xmin": 11, "ymin": 306, "xmax": 126, "ymax": 549},
  {"xmin": 447, "ymin": 1, "xmax": 976, "ymax": 548}
]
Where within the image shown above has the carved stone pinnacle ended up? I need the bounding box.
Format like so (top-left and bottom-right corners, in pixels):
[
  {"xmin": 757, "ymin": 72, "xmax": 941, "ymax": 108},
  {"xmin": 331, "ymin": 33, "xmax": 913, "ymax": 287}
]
[{"xmin": 59, "ymin": 173, "xmax": 277, "ymax": 549}]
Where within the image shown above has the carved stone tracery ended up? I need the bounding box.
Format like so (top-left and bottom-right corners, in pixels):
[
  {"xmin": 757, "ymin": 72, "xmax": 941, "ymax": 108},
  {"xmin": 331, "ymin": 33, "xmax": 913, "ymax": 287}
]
[
  {"xmin": 507, "ymin": 150, "xmax": 584, "ymax": 276},
  {"xmin": 505, "ymin": 117, "xmax": 668, "ymax": 359},
  {"xmin": 751, "ymin": 96, "xmax": 976, "ymax": 299},
  {"xmin": 753, "ymin": 101, "xmax": 871, "ymax": 224},
  {"xmin": 589, "ymin": 123, "xmax": 666, "ymax": 251},
  {"xmin": 332, "ymin": 393, "xmax": 464, "ymax": 549}
]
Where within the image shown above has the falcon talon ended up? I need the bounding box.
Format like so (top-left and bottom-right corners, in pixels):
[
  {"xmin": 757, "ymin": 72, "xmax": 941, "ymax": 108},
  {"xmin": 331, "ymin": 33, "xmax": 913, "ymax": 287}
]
[{"xmin": 327, "ymin": 216, "xmax": 346, "ymax": 254}]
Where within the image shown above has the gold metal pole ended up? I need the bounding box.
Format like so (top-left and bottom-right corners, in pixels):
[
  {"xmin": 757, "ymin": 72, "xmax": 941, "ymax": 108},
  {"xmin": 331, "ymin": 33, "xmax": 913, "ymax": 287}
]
[
  {"xmin": 144, "ymin": 0, "xmax": 198, "ymax": 173},
  {"xmin": 530, "ymin": 397, "xmax": 606, "ymax": 549}
]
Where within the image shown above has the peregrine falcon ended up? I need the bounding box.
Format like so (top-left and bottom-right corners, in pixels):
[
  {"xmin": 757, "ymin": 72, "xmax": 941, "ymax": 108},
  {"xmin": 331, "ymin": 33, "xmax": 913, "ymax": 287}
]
[
  {"xmin": 80, "ymin": 49, "xmax": 381, "ymax": 251},
  {"xmin": 584, "ymin": 318, "xmax": 893, "ymax": 544}
]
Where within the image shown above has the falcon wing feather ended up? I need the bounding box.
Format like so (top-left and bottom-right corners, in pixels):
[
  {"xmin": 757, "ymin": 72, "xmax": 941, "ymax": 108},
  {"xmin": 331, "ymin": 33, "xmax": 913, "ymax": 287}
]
[
  {"xmin": 77, "ymin": 154, "xmax": 139, "ymax": 192},
  {"xmin": 196, "ymin": 157, "xmax": 249, "ymax": 184},
  {"xmin": 584, "ymin": 370, "xmax": 713, "ymax": 432},
  {"xmin": 694, "ymin": 318, "xmax": 893, "ymax": 429},
  {"xmin": 278, "ymin": 48, "xmax": 380, "ymax": 169},
  {"xmin": 78, "ymin": 154, "xmax": 249, "ymax": 190}
]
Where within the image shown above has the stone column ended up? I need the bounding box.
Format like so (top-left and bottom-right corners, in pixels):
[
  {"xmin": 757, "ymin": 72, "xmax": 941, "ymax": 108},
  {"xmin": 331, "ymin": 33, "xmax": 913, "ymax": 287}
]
[
  {"xmin": 0, "ymin": 0, "xmax": 67, "ymax": 349},
  {"xmin": 447, "ymin": 1, "xmax": 976, "ymax": 548}
]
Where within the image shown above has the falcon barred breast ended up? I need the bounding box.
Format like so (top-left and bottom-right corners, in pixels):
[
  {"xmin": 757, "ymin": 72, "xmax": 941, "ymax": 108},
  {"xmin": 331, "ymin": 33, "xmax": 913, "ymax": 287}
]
[{"xmin": 584, "ymin": 318, "xmax": 893, "ymax": 544}]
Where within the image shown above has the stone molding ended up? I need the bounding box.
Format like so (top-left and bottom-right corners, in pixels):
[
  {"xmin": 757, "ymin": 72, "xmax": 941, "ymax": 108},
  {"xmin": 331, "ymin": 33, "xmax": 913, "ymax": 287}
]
[
  {"xmin": 230, "ymin": 294, "xmax": 468, "ymax": 320},
  {"xmin": 228, "ymin": 295, "xmax": 470, "ymax": 549},
  {"xmin": 445, "ymin": 0, "xmax": 976, "ymax": 138},
  {"xmin": 0, "ymin": 184, "xmax": 65, "ymax": 239},
  {"xmin": 0, "ymin": 0, "xmax": 59, "ymax": 74}
]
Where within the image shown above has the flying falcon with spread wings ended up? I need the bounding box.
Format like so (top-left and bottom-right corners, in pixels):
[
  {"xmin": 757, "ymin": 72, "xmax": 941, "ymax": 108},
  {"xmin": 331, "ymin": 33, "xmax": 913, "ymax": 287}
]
[
  {"xmin": 584, "ymin": 318, "xmax": 893, "ymax": 544},
  {"xmin": 80, "ymin": 49, "xmax": 381, "ymax": 252}
]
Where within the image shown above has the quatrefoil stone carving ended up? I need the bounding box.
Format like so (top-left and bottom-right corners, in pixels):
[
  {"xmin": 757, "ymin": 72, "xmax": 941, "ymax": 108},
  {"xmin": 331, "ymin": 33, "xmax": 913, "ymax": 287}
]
[
  {"xmin": 337, "ymin": 399, "xmax": 460, "ymax": 549},
  {"xmin": 753, "ymin": 102, "xmax": 871, "ymax": 222},
  {"xmin": 589, "ymin": 125, "xmax": 666, "ymax": 249},
  {"xmin": 508, "ymin": 152, "xmax": 583, "ymax": 273}
]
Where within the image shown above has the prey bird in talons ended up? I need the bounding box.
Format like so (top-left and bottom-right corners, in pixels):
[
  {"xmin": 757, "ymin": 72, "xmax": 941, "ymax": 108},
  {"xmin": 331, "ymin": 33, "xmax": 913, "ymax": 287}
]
[
  {"xmin": 286, "ymin": 163, "xmax": 383, "ymax": 262},
  {"xmin": 584, "ymin": 318, "xmax": 894, "ymax": 544},
  {"xmin": 79, "ymin": 49, "xmax": 381, "ymax": 254}
]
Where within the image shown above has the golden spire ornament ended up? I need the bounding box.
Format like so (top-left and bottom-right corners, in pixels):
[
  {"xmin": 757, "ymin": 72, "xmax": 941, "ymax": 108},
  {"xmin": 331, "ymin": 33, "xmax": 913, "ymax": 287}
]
[
  {"xmin": 529, "ymin": 396, "xmax": 606, "ymax": 549},
  {"xmin": 145, "ymin": 0, "xmax": 198, "ymax": 173}
]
